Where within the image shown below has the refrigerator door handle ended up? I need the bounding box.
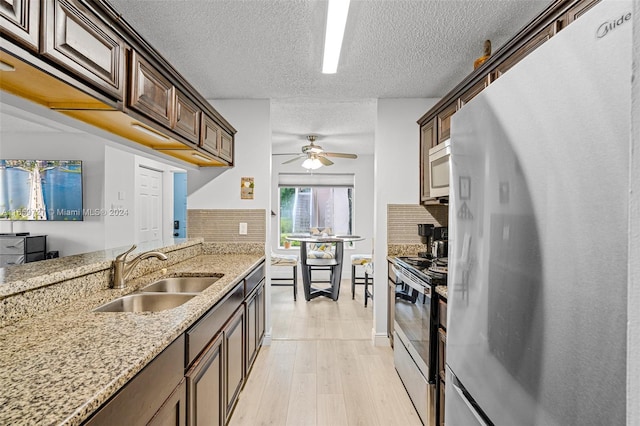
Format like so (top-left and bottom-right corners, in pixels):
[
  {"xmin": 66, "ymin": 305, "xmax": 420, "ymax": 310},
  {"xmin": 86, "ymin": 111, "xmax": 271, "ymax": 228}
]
[{"xmin": 451, "ymin": 380, "xmax": 490, "ymax": 426}]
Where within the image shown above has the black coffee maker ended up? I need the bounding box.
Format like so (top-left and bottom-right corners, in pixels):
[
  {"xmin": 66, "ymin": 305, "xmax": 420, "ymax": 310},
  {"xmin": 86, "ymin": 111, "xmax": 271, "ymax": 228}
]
[{"xmin": 418, "ymin": 224, "xmax": 448, "ymax": 259}]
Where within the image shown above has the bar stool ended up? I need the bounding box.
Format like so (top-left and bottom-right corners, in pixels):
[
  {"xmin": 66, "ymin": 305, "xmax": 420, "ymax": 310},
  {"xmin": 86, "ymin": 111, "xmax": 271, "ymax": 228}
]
[
  {"xmin": 351, "ymin": 254, "xmax": 373, "ymax": 305},
  {"xmin": 271, "ymin": 252, "xmax": 299, "ymax": 301}
]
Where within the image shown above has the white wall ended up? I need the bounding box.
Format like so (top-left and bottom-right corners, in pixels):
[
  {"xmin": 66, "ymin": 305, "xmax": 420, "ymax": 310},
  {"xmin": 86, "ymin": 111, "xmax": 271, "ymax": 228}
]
[
  {"xmin": 628, "ymin": 1, "xmax": 639, "ymax": 424},
  {"xmin": 189, "ymin": 100, "xmax": 271, "ymax": 213},
  {"xmin": 372, "ymin": 98, "xmax": 438, "ymax": 344}
]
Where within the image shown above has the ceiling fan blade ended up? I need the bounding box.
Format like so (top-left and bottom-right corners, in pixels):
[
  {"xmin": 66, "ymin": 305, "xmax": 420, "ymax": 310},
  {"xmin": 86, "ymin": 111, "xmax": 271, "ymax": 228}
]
[
  {"xmin": 323, "ymin": 152, "xmax": 358, "ymax": 159},
  {"xmin": 318, "ymin": 156, "xmax": 333, "ymax": 166},
  {"xmin": 282, "ymin": 154, "xmax": 304, "ymax": 164}
]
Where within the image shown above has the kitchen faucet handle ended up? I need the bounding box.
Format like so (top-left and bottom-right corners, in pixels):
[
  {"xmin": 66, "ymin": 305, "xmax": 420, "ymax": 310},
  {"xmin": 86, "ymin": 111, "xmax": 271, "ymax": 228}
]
[{"xmin": 116, "ymin": 244, "xmax": 137, "ymax": 261}]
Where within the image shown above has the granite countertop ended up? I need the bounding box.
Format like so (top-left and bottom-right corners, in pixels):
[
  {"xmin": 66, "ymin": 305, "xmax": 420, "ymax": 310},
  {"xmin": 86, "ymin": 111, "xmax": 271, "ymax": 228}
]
[{"xmin": 0, "ymin": 253, "xmax": 264, "ymax": 425}]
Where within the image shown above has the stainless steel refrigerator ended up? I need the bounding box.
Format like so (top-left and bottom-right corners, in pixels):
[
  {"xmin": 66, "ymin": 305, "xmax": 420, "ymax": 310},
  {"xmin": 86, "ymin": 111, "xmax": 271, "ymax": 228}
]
[{"xmin": 446, "ymin": 1, "xmax": 631, "ymax": 425}]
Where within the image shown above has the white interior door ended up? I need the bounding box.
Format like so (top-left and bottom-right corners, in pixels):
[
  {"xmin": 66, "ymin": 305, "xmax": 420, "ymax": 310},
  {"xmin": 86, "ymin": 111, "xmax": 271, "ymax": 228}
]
[{"xmin": 136, "ymin": 165, "xmax": 163, "ymax": 245}]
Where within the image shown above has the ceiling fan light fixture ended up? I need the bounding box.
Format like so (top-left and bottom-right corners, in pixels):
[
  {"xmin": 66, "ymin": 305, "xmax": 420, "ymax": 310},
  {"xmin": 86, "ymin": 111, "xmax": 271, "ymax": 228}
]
[
  {"xmin": 322, "ymin": 0, "xmax": 351, "ymax": 74},
  {"xmin": 302, "ymin": 157, "xmax": 323, "ymax": 170}
]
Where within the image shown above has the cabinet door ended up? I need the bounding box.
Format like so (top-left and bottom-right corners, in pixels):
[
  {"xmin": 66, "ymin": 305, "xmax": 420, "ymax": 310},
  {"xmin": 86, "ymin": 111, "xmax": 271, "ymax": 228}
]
[
  {"xmin": 564, "ymin": 0, "xmax": 600, "ymax": 25},
  {"xmin": 420, "ymin": 119, "xmax": 436, "ymax": 202},
  {"xmin": 0, "ymin": 0, "xmax": 39, "ymax": 50},
  {"xmin": 224, "ymin": 307, "xmax": 245, "ymax": 422},
  {"xmin": 437, "ymin": 327, "xmax": 446, "ymax": 382},
  {"xmin": 42, "ymin": 0, "xmax": 125, "ymax": 100},
  {"xmin": 246, "ymin": 291, "xmax": 258, "ymax": 372},
  {"xmin": 387, "ymin": 279, "xmax": 396, "ymax": 347},
  {"xmin": 173, "ymin": 89, "xmax": 200, "ymax": 145},
  {"xmin": 438, "ymin": 380, "xmax": 446, "ymax": 426},
  {"xmin": 493, "ymin": 23, "xmax": 556, "ymax": 79},
  {"xmin": 437, "ymin": 101, "xmax": 458, "ymax": 144},
  {"xmin": 219, "ymin": 130, "xmax": 233, "ymax": 164},
  {"xmin": 257, "ymin": 282, "xmax": 265, "ymax": 344},
  {"xmin": 129, "ymin": 50, "xmax": 174, "ymax": 128},
  {"xmin": 186, "ymin": 333, "xmax": 224, "ymax": 426},
  {"xmin": 200, "ymin": 115, "xmax": 220, "ymax": 157},
  {"xmin": 148, "ymin": 379, "xmax": 187, "ymax": 426},
  {"xmin": 459, "ymin": 75, "xmax": 490, "ymax": 107}
]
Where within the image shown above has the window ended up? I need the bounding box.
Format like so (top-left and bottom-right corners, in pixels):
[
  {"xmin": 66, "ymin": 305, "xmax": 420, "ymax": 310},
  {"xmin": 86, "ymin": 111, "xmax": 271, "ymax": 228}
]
[{"xmin": 278, "ymin": 173, "xmax": 354, "ymax": 248}]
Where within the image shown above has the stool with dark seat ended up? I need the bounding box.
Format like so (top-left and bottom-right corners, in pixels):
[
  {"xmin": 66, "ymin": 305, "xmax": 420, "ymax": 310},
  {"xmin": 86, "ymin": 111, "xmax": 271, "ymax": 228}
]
[
  {"xmin": 351, "ymin": 254, "xmax": 373, "ymax": 306},
  {"xmin": 271, "ymin": 253, "xmax": 299, "ymax": 301}
]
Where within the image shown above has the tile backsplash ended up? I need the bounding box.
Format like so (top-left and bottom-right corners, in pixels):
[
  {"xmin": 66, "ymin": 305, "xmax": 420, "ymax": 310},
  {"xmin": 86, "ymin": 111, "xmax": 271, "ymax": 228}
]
[
  {"xmin": 188, "ymin": 209, "xmax": 266, "ymax": 243},
  {"xmin": 387, "ymin": 204, "xmax": 448, "ymax": 244}
]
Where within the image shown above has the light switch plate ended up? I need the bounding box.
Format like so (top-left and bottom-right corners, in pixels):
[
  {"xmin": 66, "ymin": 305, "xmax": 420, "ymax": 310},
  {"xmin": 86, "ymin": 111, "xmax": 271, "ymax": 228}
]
[{"xmin": 239, "ymin": 222, "xmax": 248, "ymax": 235}]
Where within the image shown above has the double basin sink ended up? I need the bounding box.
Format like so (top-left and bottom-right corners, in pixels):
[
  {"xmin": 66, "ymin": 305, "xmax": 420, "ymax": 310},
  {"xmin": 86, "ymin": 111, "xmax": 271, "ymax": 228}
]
[{"xmin": 94, "ymin": 276, "xmax": 222, "ymax": 313}]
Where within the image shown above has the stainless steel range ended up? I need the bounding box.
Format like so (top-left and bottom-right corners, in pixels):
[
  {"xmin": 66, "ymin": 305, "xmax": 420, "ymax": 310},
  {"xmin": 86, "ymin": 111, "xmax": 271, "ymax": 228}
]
[{"xmin": 392, "ymin": 256, "xmax": 447, "ymax": 426}]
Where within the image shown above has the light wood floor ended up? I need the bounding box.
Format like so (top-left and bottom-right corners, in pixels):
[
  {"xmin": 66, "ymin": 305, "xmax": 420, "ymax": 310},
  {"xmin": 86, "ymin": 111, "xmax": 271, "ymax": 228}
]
[{"xmin": 228, "ymin": 281, "xmax": 422, "ymax": 426}]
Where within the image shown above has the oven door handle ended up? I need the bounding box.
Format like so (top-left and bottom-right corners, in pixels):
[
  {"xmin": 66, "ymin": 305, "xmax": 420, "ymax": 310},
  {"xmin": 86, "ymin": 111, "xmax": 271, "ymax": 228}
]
[{"xmin": 396, "ymin": 269, "xmax": 428, "ymax": 294}]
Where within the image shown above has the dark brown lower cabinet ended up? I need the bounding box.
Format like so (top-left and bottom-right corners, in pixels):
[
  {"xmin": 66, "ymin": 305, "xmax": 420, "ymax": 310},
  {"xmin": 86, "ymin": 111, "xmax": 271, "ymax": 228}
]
[
  {"xmin": 186, "ymin": 333, "xmax": 224, "ymax": 426},
  {"xmin": 437, "ymin": 327, "xmax": 447, "ymax": 426},
  {"xmin": 148, "ymin": 379, "xmax": 187, "ymax": 426},
  {"xmin": 224, "ymin": 307, "xmax": 245, "ymax": 423},
  {"xmin": 246, "ymin": 280, "xmax": 265, "ymax": 372},
  {"xmin": 257, "ymin": 284, "xmax": 265, "ymax": 341},
  {"xmin": 439, "ymin": 379, "xmax": 446, "ymax": 426}
]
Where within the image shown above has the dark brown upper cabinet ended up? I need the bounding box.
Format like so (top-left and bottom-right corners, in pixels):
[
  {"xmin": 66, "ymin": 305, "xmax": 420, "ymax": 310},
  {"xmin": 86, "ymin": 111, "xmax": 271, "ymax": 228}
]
[
  {"xmin": 219, "ymin": 129, "xmax": 233, "ymax": 164},
  {"xmin": 200, "ymin": 114, "xmax": 221, "ymax": 158},
  {"xmin": 173, "ymin": 89, "xmax": 201, "ymax": 145},
  {"xmin": 0, "ymin": 0, "xmax": 39, "ymax": 51},
  {"xmin": 420, "ymin": 119, "xmax": 436, "ymax": 202},
  {"xmin": 459, "ymin": 75, "xmax": 490, "ymax": 107},
  {"xmin": 437, "ymin": 101, "xmax": 458, "ymax": 144},
  {"xmin": 42, "ymin": 0, "xmax": 125, "ymax": 101},
  {"xmin": 129, "ymin": 50, "xmax": 174, "ymax": 128},
  {"xmin": 1, "ymin": 0, "xmax": 235, "ymax": 167},
  {"xmin": 492, "ymin": 22, "xmax": 557, "ymax": 80},
  {"xmin": 563, "ymin": 0, "xmax": 601, "ymax": 26}
]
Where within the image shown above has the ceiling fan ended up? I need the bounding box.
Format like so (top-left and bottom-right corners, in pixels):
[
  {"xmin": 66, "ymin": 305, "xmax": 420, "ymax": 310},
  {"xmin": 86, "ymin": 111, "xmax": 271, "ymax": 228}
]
[{"xmin": 281, "ymin": 135, "xmax": 358, "ymax": 169}]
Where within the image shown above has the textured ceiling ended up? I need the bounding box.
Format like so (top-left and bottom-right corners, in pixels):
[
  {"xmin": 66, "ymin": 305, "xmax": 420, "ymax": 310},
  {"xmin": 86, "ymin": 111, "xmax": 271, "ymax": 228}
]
[
  {"xmin": 3, "ymin": 1, "xmax": 552, "ymax": 159},
  {"xmin": 108, "ymin": 0, "xmax": 550, "ymax": 100},
  {"xmin": 106, "ymin": 0, "xmax": 550, "ymax": 157}
]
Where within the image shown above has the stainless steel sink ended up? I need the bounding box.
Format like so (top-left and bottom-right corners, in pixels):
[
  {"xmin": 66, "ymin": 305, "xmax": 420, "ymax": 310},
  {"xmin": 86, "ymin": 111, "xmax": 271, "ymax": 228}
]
[
  {"xmin": 140, "ymin": 276, "xmax": 221, "ymax": 293},
  {"xmin": 94, "ymin": 293, "xmax": 196, "ymax": 312}
]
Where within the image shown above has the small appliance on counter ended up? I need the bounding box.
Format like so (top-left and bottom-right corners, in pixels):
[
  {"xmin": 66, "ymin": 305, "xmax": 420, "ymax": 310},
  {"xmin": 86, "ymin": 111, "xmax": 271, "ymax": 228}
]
[{"xmin": 417, "ymin": 224, "xmax": 448, "ymax": 260}]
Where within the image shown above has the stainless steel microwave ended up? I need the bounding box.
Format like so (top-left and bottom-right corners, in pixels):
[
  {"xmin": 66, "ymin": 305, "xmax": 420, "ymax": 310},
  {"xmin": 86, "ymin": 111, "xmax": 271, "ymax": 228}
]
[{"xmin": 428, "ymin": 139, "xmax": 451, "ymax": 198}]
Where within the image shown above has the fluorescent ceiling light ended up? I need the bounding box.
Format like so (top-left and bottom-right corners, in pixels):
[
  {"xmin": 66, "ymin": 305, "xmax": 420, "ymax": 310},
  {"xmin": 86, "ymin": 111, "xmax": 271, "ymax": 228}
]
[
  {"xmin": 322, "ymin": 0, "xmax": 351, "ymax": 74},
  {"xmin": 131, "ymin": 123, "xmax": 170, "ymax": 141},
  {"xmin": 192, "ymin": 153, "xmax": 212, "ymax": 162},
  {"xmin": 302, "ymin": 157, "xmax": 323, "ymax": 170}
]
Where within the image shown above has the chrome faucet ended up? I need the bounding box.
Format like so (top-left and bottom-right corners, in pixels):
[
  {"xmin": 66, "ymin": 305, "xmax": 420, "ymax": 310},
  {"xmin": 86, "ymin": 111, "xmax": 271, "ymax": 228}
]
[{"xmin": 111, "ymin": 244, "xmax": 168, "ymax": 289}]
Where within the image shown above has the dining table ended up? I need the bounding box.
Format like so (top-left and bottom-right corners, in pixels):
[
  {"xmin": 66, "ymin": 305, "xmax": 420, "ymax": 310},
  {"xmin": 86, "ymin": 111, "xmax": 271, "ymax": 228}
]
[{"xmin": 285, "ymin": 234, "xmax": 364, "ymax": 301}]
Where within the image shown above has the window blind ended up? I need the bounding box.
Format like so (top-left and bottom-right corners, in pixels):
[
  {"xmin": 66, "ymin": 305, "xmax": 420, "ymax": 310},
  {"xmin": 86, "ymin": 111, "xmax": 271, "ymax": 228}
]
[{"xmin": 278, "ymin": 173, "xmax": 355, "ymax": 187}]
